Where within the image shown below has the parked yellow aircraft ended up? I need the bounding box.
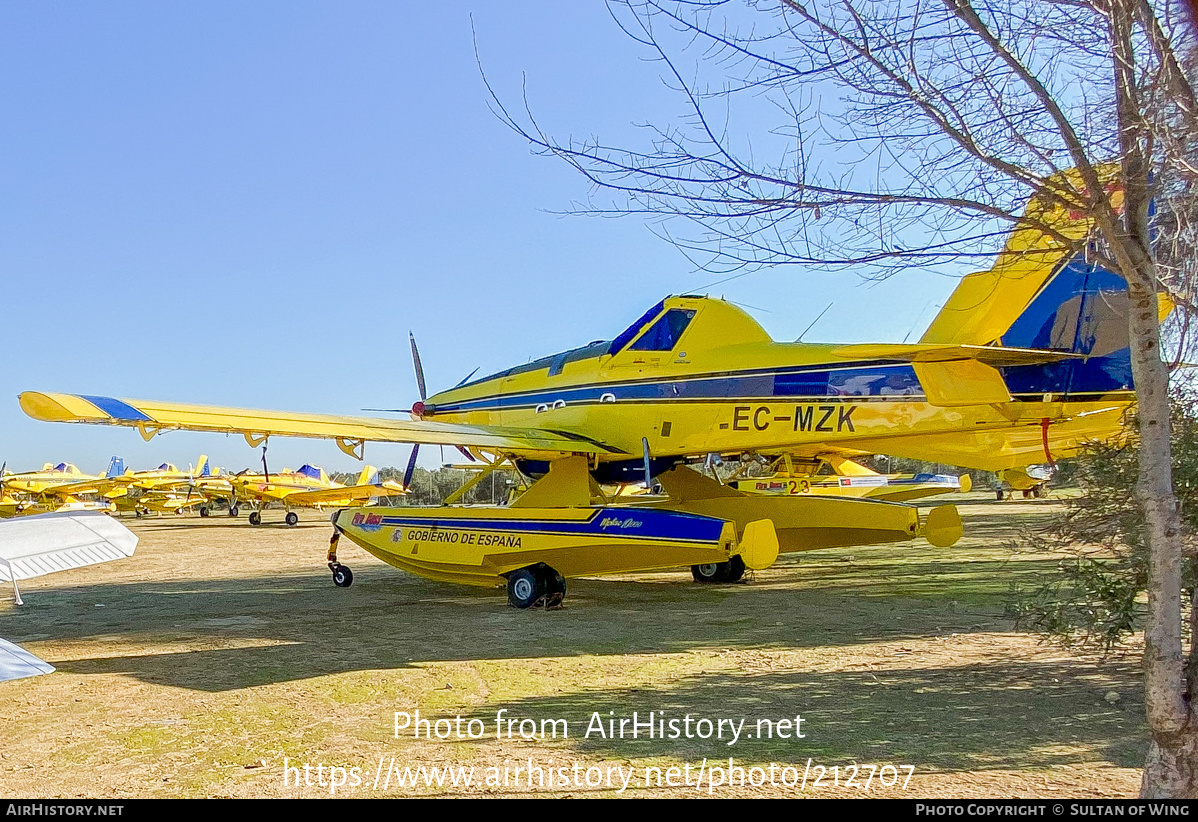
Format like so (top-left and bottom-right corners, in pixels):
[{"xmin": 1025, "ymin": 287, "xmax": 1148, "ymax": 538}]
[
  {"xmin": 726, "ymin": 454, "xmax": 972, "ymax": 503},
  {"xmin": 0, "ymin": 460, "xmax": 121, "ymax": 518},
  {"xmin": 19, "ymin": 183, "xmax": 1163, "ymax": 606},
  {"xmin": 226, "ymin": 464, "xmax": 406, "ymax": 526},
  {"xmin": 995, "ymin": 466, "xmax": 1053, "ymax": 500},
  {"xmin": 45, "ymin": 456, "xmax": 226, "ymax": 517}
]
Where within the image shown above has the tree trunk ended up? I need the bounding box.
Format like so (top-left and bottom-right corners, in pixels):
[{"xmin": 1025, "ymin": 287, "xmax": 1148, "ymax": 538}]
[
  {"xmin": 1104, "ymin": 0, "xmax": 1195, "ymax": 794},
  {"xmin": 1125, "ymin": 272, "xmax": 1193, "ymax": 797}
]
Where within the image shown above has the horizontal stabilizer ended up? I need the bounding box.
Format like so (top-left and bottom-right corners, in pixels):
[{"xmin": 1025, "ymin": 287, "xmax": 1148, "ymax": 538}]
[
  {"xmin": 830, "ymin": 343, "xmax": 1078, "ymax": 368},
  {"xmin": 0, "ymin": 637, "xmax": 54, "ymax": 683},
  {"xmin": 0, "ymin": 511, "xmax": 137, "ymax": 582}
]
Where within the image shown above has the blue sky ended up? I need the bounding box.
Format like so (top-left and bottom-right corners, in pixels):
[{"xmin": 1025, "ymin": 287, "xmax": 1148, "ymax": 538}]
[{"xmin": 1, "ymin": 2, "xmax": 957, "ymax": 475}]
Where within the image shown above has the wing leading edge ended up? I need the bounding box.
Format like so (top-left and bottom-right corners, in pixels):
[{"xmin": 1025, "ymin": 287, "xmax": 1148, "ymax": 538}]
[{"xmin": 18, "ymin": 392, "xmax": 624, "ymax": 457}]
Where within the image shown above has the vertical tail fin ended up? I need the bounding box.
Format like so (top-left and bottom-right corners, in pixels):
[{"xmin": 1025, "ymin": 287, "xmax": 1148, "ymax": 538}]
[
  {"xmin": 105, "ymin": 457, "xmax": 125, "ymax": 478},
  {"xmin": 921, "ymin": 169, "xmax": 1170, "ymax": 399},
  {"xmin": 356, "ymin": 465, "xmax": 379, "ymax": 486},
  {"xmin": 195, "ymin": 455, "xmax": 209, "ymax": 477},
  {"xmin": 921, "ymin": 170, "xmax": 1106, "ymax": 348}
]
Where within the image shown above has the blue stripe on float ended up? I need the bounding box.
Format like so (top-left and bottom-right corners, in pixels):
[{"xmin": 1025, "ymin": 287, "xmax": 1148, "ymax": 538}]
[
  {"xmin": 371, "ymin": 507, "xmax": 727, "ymax": 543},
  {"xmin": 78, "ymin": 395, "xmax": 153, "ymax": 422}
]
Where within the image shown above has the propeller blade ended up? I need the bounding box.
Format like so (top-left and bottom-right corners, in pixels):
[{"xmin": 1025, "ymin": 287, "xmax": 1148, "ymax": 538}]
[
  {"xmin": 409, "ymin": 332, "xmax": 427, "ymax": 401},
  {"xmin": 403, "ymin": 445, "xmax": 419, "ymax": 490}
]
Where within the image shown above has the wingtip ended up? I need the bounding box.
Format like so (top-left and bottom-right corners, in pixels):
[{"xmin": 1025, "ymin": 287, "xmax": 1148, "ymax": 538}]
[{"xmin": 19, "ymin": 391, "xmax": 72, "ymax": 422}]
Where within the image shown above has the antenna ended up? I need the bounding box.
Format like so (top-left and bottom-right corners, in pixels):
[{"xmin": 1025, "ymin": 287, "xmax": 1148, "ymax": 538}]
[
  {"xmin": 796, "ymin": 302, "xmax": 833, "ymax": 342},
  {"xmin": 902, "ymin": 301, "xmax": 940, "ymax": 344}
]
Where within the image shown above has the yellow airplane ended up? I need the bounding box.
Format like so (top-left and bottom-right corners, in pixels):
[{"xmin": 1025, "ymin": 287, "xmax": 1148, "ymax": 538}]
[
  {"xmin": 226, "ymin": 463, "xmax": 406, "ymax": 526},
  {"xmin": 45, "ymin": 456, "xmax": 227, "ymax": 517},
  {"xmin": 994, "ymin": 465, "xmax": 1053, "ymax": 500},
  {"xmin": 0, "ymin": 460, "xmax": 121, "ymax": 518},
  {"xmin": 19, "ymin": 183, "xmax": 1164, "ymax": 606},
  {"xmin": 725, "ymin": 454, "xmax": 972, "ymax": 503}
]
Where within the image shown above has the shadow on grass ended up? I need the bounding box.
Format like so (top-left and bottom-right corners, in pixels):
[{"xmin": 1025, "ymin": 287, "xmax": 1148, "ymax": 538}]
[
  {"xmin": 453, "ymin": 658, "xmax": 1144, "ymax": 772},
  {"xmin": 0, "ymin": 541, "xmax": 1070, "ymax": 692}
]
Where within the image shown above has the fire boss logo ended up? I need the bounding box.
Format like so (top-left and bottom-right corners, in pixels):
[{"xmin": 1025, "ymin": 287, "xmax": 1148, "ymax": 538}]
[{"xmin": 351, "ymin": 512, "xmax": 384, "ymax": 532}]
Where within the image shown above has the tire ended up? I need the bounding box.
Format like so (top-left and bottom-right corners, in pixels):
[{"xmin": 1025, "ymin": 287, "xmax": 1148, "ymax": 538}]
[
  {"xmin": 199, "ymin": 507, "xmax": 210, "ymax": 518},
  {"xmin": 995, "ymin": 489, "xmax": 1004, "ymax": 500},
  {"xmin": 332, "ymin": 565, "xmax": 353, "ymax": 588},
  {"xmin": 538, "ymin": 565, "xmax": 567, "ymax": 605},
  {"xmin": 692, "ymin": 562, "xmax": 730, "ymax": 583},
  {"xmin": 507, "ymin": 568, "xmax": 543, "ymax": 609},
  {"xmin": 725, "ymin": 555, "xmax": 746, "ymax": 583},
  {"xmin": 285, "ymin": 512, "xmax": 298, "ymax": 526},
  {"xmin": 249, "ymin": 511, "xmax": 262, "ymax": 526},
  {"xmin": 229, "ymin": 505, "xmax": 240, "ymax": 517}
]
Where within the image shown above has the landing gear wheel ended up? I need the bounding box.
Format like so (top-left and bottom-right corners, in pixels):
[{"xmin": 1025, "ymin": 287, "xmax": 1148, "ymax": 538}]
[
  {"xmin": 537, "ymin": 565, "xmax": 567, "ymax": 607},
  {"xmin": 692, "ymin": 562, "xmax": 729, "ymax": 583},
  {"xmin": 507, "ymin": 569, "xmax": 540, "ymax": 608},
  {"xmin": 995, "ymin": 489, "xmax": 1005, "ymax": 501},
  {"xmin": 249, "ymin": 511, "xmax": 262, "ymax": 526},
  {"xmin": 725, "ymin": 555, "xmax": 746, "ymax": 583},
  {"xmin": 199, "ymin": 507, "xmax": 210, "ymax": 518},
  {"xmin": 228, "ymin": 505, "xmax": 240, "ymax": 517},
  {"xmin": 331, "ymin": 564, "xmax": 353, "ymax": 588},
  {"xmin": 285, "ymin": 512, "xmax": 298, "ymax": 526},
  {"xmin": 692, "ymin": 556, "xmax": 745, "ymax": 584}
]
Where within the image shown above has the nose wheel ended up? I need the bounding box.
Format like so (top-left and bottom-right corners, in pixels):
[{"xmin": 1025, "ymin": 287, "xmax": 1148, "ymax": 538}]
[
  {"xmin": 331, "ymin": 564, "xmax": 353, "ymax": 587},
  {"xmin": 328, "ymin": 530, "xmax": 352, "ymax": 587}
]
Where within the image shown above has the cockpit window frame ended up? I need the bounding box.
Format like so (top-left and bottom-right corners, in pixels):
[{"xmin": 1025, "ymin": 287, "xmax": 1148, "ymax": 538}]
[{"xmin": 628, "ymin": 308, "xmax": 697, "ymax": 352}]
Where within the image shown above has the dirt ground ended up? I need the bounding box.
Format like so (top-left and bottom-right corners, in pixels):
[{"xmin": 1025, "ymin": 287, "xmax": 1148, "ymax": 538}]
[{"xmin": 0, "ymin": 493, "xmax": 1146, "ymax": 798}]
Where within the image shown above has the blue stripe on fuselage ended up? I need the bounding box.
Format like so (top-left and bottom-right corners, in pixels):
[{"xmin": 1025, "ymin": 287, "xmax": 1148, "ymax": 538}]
[
  {"xmin": 79, "ymin": 395, "xmax": 153, "ymax": 422},
  {"xmin": 431, "ymin": 362, "xmax": 925, "ymax": 414}
]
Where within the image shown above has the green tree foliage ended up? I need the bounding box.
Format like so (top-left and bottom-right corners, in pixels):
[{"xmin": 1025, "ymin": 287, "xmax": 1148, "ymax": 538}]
[
  {"xmin": 331, "ymin": 465, "xmax": 522, "ymax": 506},
  {"xmin": 1014, "ymin": 390, "xmax": 1198, "ymax": 652}
]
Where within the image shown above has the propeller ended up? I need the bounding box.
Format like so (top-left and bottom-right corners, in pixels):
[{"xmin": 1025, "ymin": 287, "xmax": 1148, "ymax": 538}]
[
  {"xmin": 403, "ymin": 445, "xmax": 420, "ymax": 491},
  {"xmin": 404, "ymin": 332, "xmax": 428, "ymax": 490},
  {"xmin": 410, "ymin": 332, "xmax": 427, "ymax": 405}
]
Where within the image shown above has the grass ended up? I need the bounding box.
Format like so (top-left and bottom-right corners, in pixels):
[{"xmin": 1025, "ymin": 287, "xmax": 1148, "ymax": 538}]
[{"xmin": 0, "ymin": 492, "xmax": 1145, "ymax": 797}]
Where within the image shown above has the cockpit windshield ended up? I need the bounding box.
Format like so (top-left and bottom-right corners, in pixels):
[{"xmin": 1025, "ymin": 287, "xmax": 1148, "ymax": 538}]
[{"xmin": 628, "ymin": 308, "xmax": 696, "ymax": 352}]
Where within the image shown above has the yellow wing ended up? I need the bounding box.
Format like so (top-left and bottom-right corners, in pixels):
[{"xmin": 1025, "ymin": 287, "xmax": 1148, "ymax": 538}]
[
  {"xmin": 19, "ymin": 392, "xmax": 625, "ymax": 457},
  {"xmin": 280, "ymin": 482, "xmax": 407, "ymax": 506}
]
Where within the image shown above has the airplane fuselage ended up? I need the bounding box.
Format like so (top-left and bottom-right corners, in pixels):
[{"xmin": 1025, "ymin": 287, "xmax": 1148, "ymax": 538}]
[{"xmin": 420, "ymin": 297, "xmax": 1133, "ymax": 475}]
